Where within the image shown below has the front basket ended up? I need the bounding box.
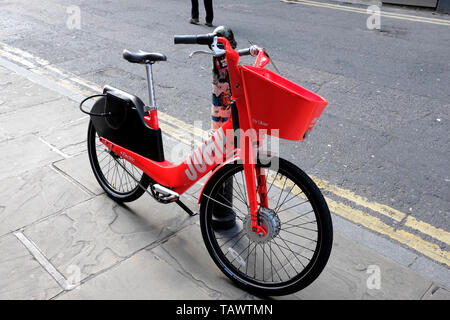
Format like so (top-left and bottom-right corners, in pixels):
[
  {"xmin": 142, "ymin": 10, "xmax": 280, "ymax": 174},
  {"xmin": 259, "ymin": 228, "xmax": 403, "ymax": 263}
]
[{"xmin": 240, "ymin": 65, "xmax": 328, "ymax": 141}]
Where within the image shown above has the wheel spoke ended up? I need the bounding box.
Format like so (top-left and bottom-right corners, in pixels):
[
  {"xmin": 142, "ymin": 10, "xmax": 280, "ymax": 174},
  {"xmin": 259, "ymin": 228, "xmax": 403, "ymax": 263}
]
[
  {"xmin": 274, "ymin": 182, "xmax": 295, "ymax": 212},
  {"xmin": 276, "ymin": 199, "xmax": 311, "ymax": 215},
  {"xmin": 233, "ymin": 175, "xmax": 249, "ymax": 209},
  {"xmin": 283, "ymin": 209, "xmax": 315, "ymax": 225},
  {"xmin": 275, "ymin": 185, "xmax": 303, "ymax": 212},
  {"xmin": 274, "ymin": 176, "xmax": 288, "ymax": 211},
  {"xmin": 272, "ymin": 240, "xmax": 313, "ymax": 263},
  {"xmin": 203, "ymin": 193, "xmax": 247, "ymax": 217},
  {"xmin": 275, "ymin": 236, "xmax": 305, "ymax": 269},
  {"xmin": 270, "ymin": 237, "xmax": 299, "ymax": 275},
  {"xmin": 223, "ymin": 232, "xmax": 247, "ymax": 252},
  {"xmin": 283, "ymin": 220, "xmax": 317, "ymax": 231},
  {"xmin": 278, "ymin": 235, "xmax": 317, "ymax": 252}
]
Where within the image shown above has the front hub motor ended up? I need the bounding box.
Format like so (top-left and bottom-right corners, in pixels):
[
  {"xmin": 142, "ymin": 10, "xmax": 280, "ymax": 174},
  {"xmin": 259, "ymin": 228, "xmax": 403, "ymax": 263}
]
[{"xmin": 244, "ymin": 207, "xmax": 281, "ymax": 244}]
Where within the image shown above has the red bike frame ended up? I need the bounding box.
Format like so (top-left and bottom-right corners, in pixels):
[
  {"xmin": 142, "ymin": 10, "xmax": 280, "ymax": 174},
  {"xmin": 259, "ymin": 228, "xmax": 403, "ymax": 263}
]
[{"xmin": 100, "ymin": 37, "xmax": 270, "ymax": 235}]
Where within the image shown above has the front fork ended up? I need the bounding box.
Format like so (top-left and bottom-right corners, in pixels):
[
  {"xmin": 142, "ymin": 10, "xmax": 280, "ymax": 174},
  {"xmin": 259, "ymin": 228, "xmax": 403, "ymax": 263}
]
[
  {"xmin": 231, "ymin": 99, "xmax": 269, "ymax": 236},
  {"xmin": 242, "ymin": 144, "xmax": 268, "ymax": 237}
]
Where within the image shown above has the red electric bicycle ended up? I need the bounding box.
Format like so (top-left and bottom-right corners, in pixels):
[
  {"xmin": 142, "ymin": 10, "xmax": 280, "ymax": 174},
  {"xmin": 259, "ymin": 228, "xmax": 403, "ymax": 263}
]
[{"xmin": 80, "ymin": 33, "xmax": 333, "ymax": 296}]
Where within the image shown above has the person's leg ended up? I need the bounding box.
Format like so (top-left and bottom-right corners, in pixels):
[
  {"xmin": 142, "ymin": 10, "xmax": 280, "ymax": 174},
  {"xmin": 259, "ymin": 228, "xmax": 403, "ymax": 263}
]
[
  {"xmin": 191, "ymin": 0, "xmax": 199, "ymax": 19},
  {"xmin": 204, "ymin": 0, "xmax": 213, "ymax": 24}
]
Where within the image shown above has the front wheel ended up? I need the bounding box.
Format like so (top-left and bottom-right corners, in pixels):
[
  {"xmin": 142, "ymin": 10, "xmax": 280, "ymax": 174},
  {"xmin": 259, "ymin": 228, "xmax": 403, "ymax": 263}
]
[{"xmin": 200, "ymin": 157, "xmax": 333, "ymax": 296}]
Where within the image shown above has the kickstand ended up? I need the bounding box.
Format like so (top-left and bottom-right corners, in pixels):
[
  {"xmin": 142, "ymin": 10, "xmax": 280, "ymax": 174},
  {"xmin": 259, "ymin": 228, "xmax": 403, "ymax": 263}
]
[{"xmin": 176, "ymin": 200, "xmax": 198, "ymax": 217}]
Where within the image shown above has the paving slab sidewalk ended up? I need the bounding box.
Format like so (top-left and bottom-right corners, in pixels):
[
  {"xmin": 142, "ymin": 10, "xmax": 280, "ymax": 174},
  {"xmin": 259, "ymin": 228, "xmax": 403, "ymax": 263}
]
[{"xmin": 0, "ymin": 63, "xmax": 448, "ymax": 300}]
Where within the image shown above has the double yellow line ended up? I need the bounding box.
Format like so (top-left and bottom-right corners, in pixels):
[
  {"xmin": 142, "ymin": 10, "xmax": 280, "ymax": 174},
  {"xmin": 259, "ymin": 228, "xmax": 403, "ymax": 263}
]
[{"xmin": 1, "ymin": 41, "xmax": 448, "ymax": 266}]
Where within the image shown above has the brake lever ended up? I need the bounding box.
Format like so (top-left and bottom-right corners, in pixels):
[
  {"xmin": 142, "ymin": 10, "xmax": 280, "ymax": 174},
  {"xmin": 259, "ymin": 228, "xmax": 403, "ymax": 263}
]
[
  {"xmin": 189, "ymin": 50, "xmax": 214, "ymax": 58},
  {"xmin": 188, "ymin": 36, "xmax": 226, "ymax": 59}
]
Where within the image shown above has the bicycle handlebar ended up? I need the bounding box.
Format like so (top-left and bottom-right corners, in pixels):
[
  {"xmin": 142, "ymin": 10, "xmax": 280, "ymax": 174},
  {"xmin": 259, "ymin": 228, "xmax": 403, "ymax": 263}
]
[
  {"xmin": 174, "ymin": 34, "xmax": 215, "ymax": 45},
  {"xmin": 238, "ymin": 45, "xmax": 261, "ymax": 57},
  {"xmin": 237, "ymin": 48, "xmax": 251, "ymax": 56},
  {"xmin": 174, "ymin": 34, "xmax": 261, "ymax": 59}
]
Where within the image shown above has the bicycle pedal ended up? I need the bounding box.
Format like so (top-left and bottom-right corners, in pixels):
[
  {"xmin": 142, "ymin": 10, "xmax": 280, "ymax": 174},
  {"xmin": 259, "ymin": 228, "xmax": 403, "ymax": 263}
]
[{"xmin": 152, "ymin": 184, "xmax": 180, "ymax": 202}]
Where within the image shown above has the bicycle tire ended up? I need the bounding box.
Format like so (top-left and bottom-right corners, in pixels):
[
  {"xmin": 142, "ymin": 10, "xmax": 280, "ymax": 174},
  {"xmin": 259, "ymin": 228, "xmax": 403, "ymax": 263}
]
[
  {"xmin": 87, "ymin": 120, "xmax": 150, "ymax": 202},
  {"xmin": 200, "ymin": 157, "xmax": 333, "ymax": 296}
]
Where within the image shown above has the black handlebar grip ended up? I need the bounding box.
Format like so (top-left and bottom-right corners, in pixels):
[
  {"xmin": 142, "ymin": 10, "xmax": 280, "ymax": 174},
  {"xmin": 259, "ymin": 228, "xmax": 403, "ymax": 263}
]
[
  {"xmin": 174, "ymin": 33, "xmax": 215, "ymax": 45},
  {"xmin": 196, "ymin": 33, "xmax": 215, "ymax": 45},
  {"xmin": 237, "ymin": 48, "xmax": 251, "ymax": 56},
  {"xmin": 174, "ymin": 35, "xmax": 198, "ymax": 44}
]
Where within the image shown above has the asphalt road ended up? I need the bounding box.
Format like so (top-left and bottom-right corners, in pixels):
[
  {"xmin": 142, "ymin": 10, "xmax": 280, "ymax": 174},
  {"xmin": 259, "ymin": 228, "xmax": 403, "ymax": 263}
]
[{"xmin": 0, "ymin": 0, "xmax": 449, "ymax": 271}]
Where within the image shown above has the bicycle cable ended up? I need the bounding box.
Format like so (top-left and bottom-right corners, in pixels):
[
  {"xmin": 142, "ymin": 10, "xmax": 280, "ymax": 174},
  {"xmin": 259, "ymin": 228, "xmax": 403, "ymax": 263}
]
[{"xmin": 247, "ymin": 39, "xmax": 281, "ymax": 75}]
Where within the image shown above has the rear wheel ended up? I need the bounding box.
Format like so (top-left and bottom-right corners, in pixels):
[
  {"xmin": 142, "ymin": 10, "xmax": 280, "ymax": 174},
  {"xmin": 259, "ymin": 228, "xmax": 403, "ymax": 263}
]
[
  {"xmin": 87, "ymin": 120, "xmax": 149, "ymax": 202},
  {"xmin": 200, "ymin": 157, "xmax": 333, "ymax": 296}
]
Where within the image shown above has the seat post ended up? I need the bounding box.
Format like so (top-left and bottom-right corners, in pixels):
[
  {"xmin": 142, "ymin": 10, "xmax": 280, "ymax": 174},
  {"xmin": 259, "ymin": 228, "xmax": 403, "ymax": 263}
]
[{"xmin": 145, "ymin": 63, "xmax": 157, "ymax": 111}]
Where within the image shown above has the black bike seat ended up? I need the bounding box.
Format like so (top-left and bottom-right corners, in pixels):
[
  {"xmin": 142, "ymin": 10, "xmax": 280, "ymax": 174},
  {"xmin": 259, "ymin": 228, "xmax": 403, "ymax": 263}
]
[{"xmin": 122, "ymin": 49, "xmax": 167, "ymax": 64}]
